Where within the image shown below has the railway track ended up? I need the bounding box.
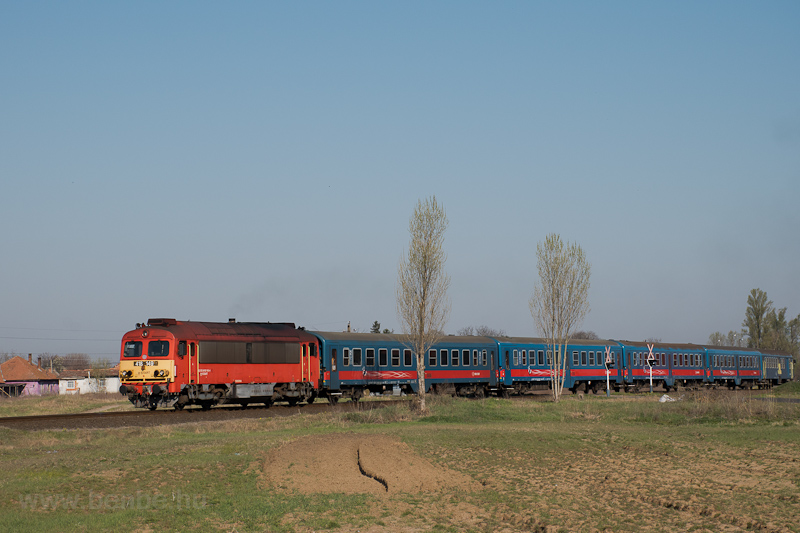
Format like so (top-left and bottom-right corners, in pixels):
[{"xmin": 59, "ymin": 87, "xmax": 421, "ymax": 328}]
[{"xmin": 0, "ymin": 400, "xmax": 400, "ymax": 431}]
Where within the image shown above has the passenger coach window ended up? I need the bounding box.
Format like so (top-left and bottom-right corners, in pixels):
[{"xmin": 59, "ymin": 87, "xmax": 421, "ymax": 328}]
[
  {"xmin": 404, "ymin": 349, "xmax": 412, "ymax": 366},
  {"xmin": 462, "ymin": 350, "xmax": 469, "ymax": 366},
  {"xmin": 343, "ymin": 348, "xmax": 351, "ymax": 366},
  {"xmin": 124, "ymin": 341, "xmax": 142, "ymax": 358},
  {"xmin": 379, "ymin": 349, "xmax": 387, "ymax": 366},
  {"xmin": 538, "ymin": 350, "xmax": 545, "ymax": 366},
  {"xmin": 472, "ymin": 350, "xmax": 479, "ymax": 367},
  {"xmin": 440, "ymin": 349, "xmax": 448, "ymax": 366},
  {"xmin": 147, "ymin": 341, "xmax": 170, "ymax": 357},
  {"xmin": 482, "ymin": 350, "xmax": 488, "ymax": 366},
  {"xmin": 451, "ymin": 349, "xmax": 459, "ymax": 366},
  {"xmin": 572, "ymin": 351, "xmax": 579, "ymax": 366},
  {"xmin": 366, "ymin": 349, "xmax": 375, "ymax": 366},
  {"xmin": 353, "ymin": 348, "xmax": 362, "ymax": 366},
  {"xmin": 428, "ymin": 350, "xmax": 436, "ymax": 367},
  {"xmin": 391, "ymin": 349, "xmax": 400, "ymax": 366},
  {"xmin": 521, "ymin": 350, "xmax": 527, "ymax": 365},
  {"xmin": 513, "ymin": 350, "xmax": 519, "ymax": 366}
]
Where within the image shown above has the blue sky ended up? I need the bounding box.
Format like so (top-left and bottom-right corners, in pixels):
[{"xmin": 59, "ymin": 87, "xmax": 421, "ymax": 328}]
[{"xmin": 1, "ymin": 1, "xmax": 798, "ymax": 360}]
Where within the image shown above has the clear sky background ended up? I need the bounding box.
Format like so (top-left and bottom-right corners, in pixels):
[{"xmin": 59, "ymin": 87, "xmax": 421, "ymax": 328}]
[{"xmin": 1, "ymin": 1, "xmax": 798, "ymax": 361}]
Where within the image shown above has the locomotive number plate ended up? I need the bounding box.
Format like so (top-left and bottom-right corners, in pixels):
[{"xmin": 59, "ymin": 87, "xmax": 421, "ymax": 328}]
[{"xmin": 134, "ymin": 361, "xmax": 158, "ymax": 367}]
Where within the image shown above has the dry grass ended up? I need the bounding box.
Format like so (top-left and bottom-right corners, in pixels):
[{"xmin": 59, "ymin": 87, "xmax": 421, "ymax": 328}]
[{"xmin": 0, "ymin": 393, "xmax": 133, "ymax": 417}]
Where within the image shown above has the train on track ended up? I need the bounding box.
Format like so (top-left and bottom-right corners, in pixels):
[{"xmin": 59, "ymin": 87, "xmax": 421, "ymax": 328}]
[{"xmin": 118, "ymin": 318, "xmax": 795, "ymax": 410}]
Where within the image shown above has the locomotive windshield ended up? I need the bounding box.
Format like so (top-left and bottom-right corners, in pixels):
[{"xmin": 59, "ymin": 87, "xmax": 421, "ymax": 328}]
[
  {"xmin": 124, "ymin": 341, "xmax": 142, "ymax": 358},
  {"xmin": 147, "ymin": 341, "xmax": 170, "ymax": 357}
]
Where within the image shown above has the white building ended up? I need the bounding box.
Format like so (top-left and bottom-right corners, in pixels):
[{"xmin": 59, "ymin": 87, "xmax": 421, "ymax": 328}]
[{"xmin": 58, "ymin": 368, "xmax": 120, "ymax": 395}]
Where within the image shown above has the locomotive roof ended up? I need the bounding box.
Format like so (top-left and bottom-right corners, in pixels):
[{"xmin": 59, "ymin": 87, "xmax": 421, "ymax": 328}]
[{"xmin": 137, "ymin": 318, "xmax": 318, "ymax": 342}]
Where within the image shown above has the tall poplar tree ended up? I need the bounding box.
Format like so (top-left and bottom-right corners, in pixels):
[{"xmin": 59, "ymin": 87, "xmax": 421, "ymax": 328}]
[
  {"xmin": 396, "ymin": 196, "xmax": 451, "ymax": 413},
  {"xmin": 529, "ymin": 234, "xmax": 591, "ymax": 402}
]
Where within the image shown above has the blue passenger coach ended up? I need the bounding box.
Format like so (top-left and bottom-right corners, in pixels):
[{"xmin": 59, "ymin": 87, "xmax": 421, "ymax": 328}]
[{"xmin": 311, "ymin": 331, "xmax": 500, "ymax": 402}]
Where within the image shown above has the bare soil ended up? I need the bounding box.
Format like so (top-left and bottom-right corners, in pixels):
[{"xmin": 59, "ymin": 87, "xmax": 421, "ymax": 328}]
[
  {"xmin": 262, "ymin": 433, "xmax": 478, "ymax": 495},
  {"xmin": 260, "ymin": 427, "xmax": 800, "ymax": 532}
]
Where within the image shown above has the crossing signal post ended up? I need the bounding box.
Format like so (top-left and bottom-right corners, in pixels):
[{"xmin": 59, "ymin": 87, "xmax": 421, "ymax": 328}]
[{"xmin": 604, "ymin": 346, "xmax": 614, "ymax": 397}]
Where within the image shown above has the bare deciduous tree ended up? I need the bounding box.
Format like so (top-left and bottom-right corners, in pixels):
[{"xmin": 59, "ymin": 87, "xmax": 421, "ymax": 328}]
[
  {"xmin": 529, "ymin": 234, "xmax": 591, "ymax": 402},
  {"xmin": 457, "ymin": 325, "xmax": 507, "ymax": 337},
  {"xmin": 62, "ymin": 352, "xmax": 90, "ymax": 371},
  {"xmin": 396, "ymin": 196, "xmax": 451, "ymax": 413}
]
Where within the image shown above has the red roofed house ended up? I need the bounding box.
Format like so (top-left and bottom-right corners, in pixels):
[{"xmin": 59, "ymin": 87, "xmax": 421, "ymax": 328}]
[{"xmin": 0, "ymin": 355, "xmax": 59, "ymax": 397}]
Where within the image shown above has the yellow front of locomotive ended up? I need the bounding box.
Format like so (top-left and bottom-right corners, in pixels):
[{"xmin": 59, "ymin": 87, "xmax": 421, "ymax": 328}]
[{"xmin": 118, "ymin": 325, "xmax": 175, "ymax": 408}]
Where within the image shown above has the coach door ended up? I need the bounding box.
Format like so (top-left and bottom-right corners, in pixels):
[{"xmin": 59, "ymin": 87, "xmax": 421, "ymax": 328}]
[
  {"xmin": 328, "ymin": 347, "xmax": 340, "ymax": 389},
  {"xmin": 489, "ymin": 350, "xmax": 498, "ymax": 388}
]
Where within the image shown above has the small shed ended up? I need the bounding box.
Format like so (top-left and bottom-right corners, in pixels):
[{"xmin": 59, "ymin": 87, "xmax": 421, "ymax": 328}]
[{"xmin": 0, "ymin": 355, "xmax": 59, "ymax": 396}]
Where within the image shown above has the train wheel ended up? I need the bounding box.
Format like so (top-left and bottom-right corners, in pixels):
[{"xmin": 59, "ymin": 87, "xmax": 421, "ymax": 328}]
[
  {"xmin": 288, "ymin": 398, "xmax": 299, "ymax": 407},
  {"xmin": 174, "ymin": 403, "xmax": 184, "ymax": 411},
  {"xmin": 200, "ymin": 401, "xmax": 213, "ymax": 411},
  {"xmin": 474, "ymin": 387, "xmax": 485, "ymax": 399},
  {"xmin": 307, "ymin": 396, "xmax": 315, "ymax": 405},
  {"xmin": 328, "ymin": 395, "xmax": 339, "ymax": 405},
  {"xmin": 148, "ymin": 404, "xmax": 158, "ymax": 411},
  {"xmin": 501, "ymin": 388, "xmax": 511, "ymax": 399}
]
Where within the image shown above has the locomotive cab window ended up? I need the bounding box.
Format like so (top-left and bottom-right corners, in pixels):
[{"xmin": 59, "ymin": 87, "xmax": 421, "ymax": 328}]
[
  {"xmin": 124, "ymin": 341, "xmax": 142, "ymax": 358},
  {"xmin": 147, "ymin": 341, "xmax": 170, "ymax": 357}
]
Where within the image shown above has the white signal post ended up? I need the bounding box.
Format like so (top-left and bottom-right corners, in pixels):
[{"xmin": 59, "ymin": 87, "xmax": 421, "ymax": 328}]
[
  {"xmin": 647, "ymin": 343, "xmax": 655, "ymax": 393},
  {"xmin": 604, "ymin": 346, "xmax": 612, "ymax": 398}
]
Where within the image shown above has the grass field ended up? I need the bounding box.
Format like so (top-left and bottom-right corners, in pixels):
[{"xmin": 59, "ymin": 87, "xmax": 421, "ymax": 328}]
[
  {"xmin": 0, "ymin": 393, "xmax": 134, "ymax": 417},
  {"xmin": 1, "ymin": 387, "xmax": 799, "ymax": 532}
]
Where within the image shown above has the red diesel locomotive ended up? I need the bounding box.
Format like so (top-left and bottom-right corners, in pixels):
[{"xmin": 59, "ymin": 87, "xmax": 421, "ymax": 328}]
[{"xmin": 118, "ymin": 318, "xmax": 320, "ymax": 410}]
